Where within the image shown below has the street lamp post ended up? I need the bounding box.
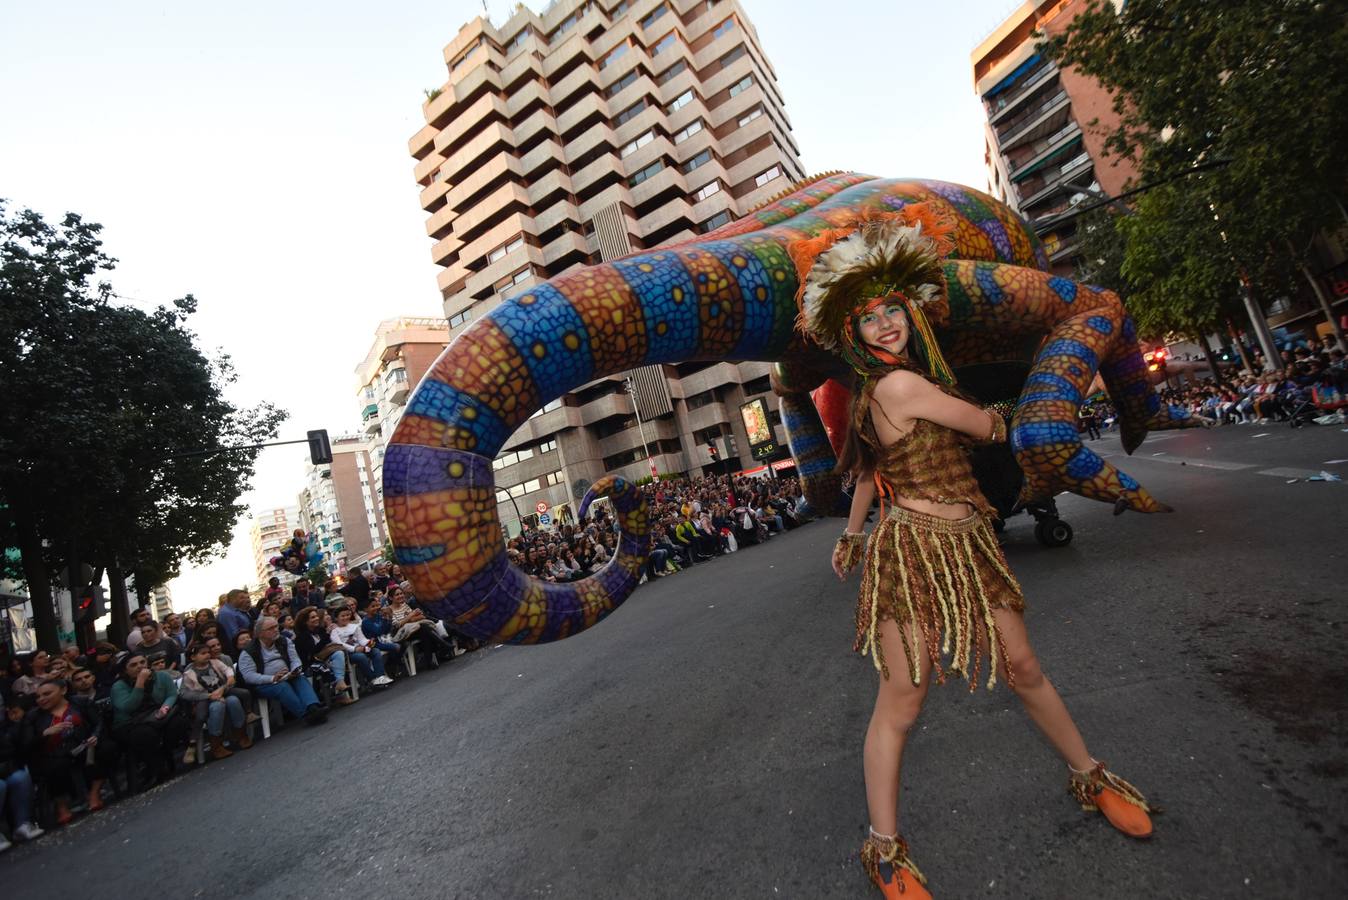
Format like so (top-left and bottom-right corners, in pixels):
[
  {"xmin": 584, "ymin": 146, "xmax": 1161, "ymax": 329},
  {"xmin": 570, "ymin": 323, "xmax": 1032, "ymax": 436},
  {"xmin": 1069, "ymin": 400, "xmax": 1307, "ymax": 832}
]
[{"xmin": 623, "ymin": 377, "xmax": 658, "ymax": 481}]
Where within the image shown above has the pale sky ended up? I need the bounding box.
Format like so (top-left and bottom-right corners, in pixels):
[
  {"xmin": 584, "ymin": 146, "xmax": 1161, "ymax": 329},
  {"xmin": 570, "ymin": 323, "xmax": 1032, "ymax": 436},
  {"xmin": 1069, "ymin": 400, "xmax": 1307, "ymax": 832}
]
[{"xmin": 1, "ymin": 0, "xmax": 1022, "ymax": 615}]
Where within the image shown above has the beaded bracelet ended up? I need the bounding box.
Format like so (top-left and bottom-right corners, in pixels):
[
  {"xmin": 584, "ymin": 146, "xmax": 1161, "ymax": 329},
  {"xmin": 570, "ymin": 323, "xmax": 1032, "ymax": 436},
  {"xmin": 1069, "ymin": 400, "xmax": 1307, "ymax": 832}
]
[{"xmin": 834, "ymin": 531, "xmax": 867, "ymax": 572}]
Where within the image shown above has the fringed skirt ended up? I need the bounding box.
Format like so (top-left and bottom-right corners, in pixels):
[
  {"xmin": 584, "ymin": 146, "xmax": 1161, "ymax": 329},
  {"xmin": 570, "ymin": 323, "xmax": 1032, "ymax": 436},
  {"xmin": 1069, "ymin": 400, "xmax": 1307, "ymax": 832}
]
[{"xmin": 856, "ymin": 506, "xmax": 1025, "ymax": 690}]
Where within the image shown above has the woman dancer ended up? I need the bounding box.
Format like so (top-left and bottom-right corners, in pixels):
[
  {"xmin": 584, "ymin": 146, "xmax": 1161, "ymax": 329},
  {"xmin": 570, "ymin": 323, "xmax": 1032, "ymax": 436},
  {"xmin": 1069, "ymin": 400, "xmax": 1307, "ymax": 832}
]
[{"xmin": 788, "ymin": 209, "xmax": 1154, "ymax": 899}]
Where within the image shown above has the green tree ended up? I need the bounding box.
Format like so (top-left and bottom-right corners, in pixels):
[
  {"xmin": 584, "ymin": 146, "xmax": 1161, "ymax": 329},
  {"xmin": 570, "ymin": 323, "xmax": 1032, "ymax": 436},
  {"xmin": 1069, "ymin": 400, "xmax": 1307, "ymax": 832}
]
[
  {"xmin": 1041, "ymin": 0, "xmax": 1348, "ymax": 345},
  {"xmin": 1, "ymin": 202, "xmax": 283, "ymax": 649}
]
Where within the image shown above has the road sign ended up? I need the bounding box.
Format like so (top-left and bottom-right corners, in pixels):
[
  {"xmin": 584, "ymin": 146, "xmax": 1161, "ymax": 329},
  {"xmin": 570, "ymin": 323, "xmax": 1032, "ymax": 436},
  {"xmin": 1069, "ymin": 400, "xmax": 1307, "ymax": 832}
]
[
  {"xmin": 535, "ymin": 501, "xmax": 549, "ymax": 514},
  {"xmin": 538, "ymin": 513, "xmax": 552, "ymax": 526}
]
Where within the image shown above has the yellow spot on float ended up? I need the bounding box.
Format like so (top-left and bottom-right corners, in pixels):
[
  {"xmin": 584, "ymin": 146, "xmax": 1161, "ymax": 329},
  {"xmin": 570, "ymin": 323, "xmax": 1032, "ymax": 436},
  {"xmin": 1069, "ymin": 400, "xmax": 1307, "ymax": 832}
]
[
  {"xmin": 563, "ymin": 332, "xmax": 580, "ymax": 350},
  {"xmin": 732, "ymin": 255, "xmax": 746, "ymax": 267},
  {"xmin": 463, "ymin": 407, "xmax": 478, "ymax": 420},
  {"xmin": 532, "ymin": 343, "xmax": 547, "ymax": 359},
  {"xmin": 656, "ymin": 322, "xmax": 668, "ymax": 335},
  {"xmin": 520, "ymin": 294, "xmax": 535, "ymax": 305},
  {"xmin": 672, "ymin": 287, "xmax": 684, "ymax": 302},
  {"xmin": 448, "ymin": 462, "xmax": 465, "ymax": 478},
  {"xmin": 638, "ymin": 263, "xmax": 653, "ymax": 273},
  {"xmin": 613, "ymin": 309, "xmax": 624, "ymax": 324}
]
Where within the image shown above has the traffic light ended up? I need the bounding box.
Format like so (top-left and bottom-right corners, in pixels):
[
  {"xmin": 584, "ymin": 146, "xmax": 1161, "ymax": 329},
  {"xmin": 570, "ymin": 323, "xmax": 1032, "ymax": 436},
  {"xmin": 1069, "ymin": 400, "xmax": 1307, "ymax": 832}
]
[
  {"xmin": 308, "ymin": 429, "xmax": 333, "ymax": 465},
  {"xmin": 706, "ymin": 441, "xmax": 720, "ymax": 462},
  {"xmin": 75, "ymin": 585, "xmax": 105, "ymax": 624}
]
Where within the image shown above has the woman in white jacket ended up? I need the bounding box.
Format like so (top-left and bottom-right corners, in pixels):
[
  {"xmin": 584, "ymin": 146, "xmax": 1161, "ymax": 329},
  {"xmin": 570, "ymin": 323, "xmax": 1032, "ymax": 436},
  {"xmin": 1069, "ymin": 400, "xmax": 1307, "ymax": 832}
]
[{"xmin": 329, "ymin": 608, "xmax": 393, "ymax": 687}]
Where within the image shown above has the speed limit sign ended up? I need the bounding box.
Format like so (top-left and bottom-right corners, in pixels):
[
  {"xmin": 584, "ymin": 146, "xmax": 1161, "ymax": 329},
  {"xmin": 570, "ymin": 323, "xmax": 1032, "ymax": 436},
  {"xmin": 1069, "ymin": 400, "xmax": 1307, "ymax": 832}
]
[{"xmin": 535, "ymin": 501, "xmax": 549, "ymax": 514}]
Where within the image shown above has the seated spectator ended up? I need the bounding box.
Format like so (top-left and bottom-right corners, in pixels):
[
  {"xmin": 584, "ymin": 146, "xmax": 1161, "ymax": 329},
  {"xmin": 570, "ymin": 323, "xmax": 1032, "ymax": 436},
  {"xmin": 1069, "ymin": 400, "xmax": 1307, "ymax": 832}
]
[
  {"xmin": 237, "ymin": 617, "xmax": 328, "ymax": 726},
  {"xmin": 138, "ymin": 620, "xmax": 184, "ymax": 671},
  {"xmin": 233, "ymin": 629, "xmax": 253, "ymax": 663},
  {"xmin": 292, "ymin": 607, "xmax": 356, "ymax": 705},
  {"xmin": 10, "ymin": 652, "xmax": 49, "ymax": 696},
  {"xmin": 279, "ymin": 612, "xmax": 297, "ymax": 641},
  {"xmin": 68, "ymin": 667, "xmax": 99, "ymax": 703},
  {"xmin": 125, "ymin": 607, "xmax": 154, "ymax": 651},
  {"xmin": 86, "ymin": 642, "xmax": 121, "ymax": 700},
  {"xmin": 110, "ymin": 653, "xmax": 189, "ymax": 786},
  {"xmin": 206, "ymin": 636, "xmax": 233, "ymax": 670},
  {"xmin": 193, "ymin": 608, "xmax": 216, "ymax": 634},
  {"xmin": 60, "ymin": 644, "xmax": 85, "ymax": 669},
  {"xmin": 218, "ymin": 588, "xmax": 253, "ymax": 649},
  {"xmin": 359, "ymin": 598, "xmax": 406, "ymax": 675},
  {"xmin": 289, "ymin": 577, "xmax": 325, "ymax": 615},
  {"xmin": 388, "ymin": 586, "xmax": 455, "ymax": 666},
  {"xmin": 162, "ymin": 613, "xmax": 189, "ymax": 656},
  {"xmin": 1, "ymin": 697, "xmax": 44, "ymax": 849},
  {"xmin": 329, "ymin": 607, "xmax": 393, "ymax": 687},
  {"xmin": 179, "ymin": 643, "xmax": 252, "ymax": 762},
  {"xmin": 23, "ymin": 679, "xmax": 108, "ymax": 823}
]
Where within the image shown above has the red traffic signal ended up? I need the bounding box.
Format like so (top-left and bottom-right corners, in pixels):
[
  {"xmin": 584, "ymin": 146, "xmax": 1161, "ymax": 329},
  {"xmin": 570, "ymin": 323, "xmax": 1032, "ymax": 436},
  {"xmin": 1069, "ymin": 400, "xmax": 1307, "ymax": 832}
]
[{"xmin": 706, "ymin": 442, "xmax": 720, "ymax": 461}]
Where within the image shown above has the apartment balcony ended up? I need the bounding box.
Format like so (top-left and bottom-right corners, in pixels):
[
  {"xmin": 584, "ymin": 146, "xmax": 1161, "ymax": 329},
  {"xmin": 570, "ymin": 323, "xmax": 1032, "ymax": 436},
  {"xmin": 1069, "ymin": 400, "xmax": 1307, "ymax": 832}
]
[
  {"xmin": 1008, "ymin": 122, "xmax": 1083, "ymax": 182},
  {"xmin": 382, "ymin": 367, "xmax": 410, "ymax": 405},
  {"xmin": 597, "ymin": 417, "xmax": 678, "ymax": 458},
  {"xmin": 556, "ymin": 91, "xmax": 610, "ymax": 138},
  {"xmin": 995, "ymin": 90, "xmax": 1071, "ymax": 153},
  {"xmin": 541, "ymin": 230, "xmax": 591, "ymax": 267},
  {"xmin": 534, "ymin": 198, "xmax": 582, "ymax": 235},
  {"xmin": 413, "ymin": 150, "xmax": 446, "ymax": 186},
  {"xmin": 549, "ymin": 63, "xmax": 601, "ymax": 111},
  {"xmin": 988, "ymin": 63, "xmax": 1059, "ymax": 125},
  {"xmin": 579, "ymin": 391, "xmax": 632, "ymax": 426},
  {"xmin": 629, "ymin": 163, "xmax": 686, "ymax": 208},
  {"xmin": 1019, "ymin": 152, "xmax": 1094, "ymax": 212},
  {"xmin": 686, "ymin": 401, "xmax": 730, "ymax": 434}
]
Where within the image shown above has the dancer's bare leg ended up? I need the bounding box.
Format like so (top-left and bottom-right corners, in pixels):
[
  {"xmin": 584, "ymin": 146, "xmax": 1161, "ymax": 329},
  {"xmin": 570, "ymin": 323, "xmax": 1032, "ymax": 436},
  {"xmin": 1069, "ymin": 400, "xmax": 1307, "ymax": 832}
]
[
  {"xmin": 864, "ymin": 618, "xmax": 933, "ymax": 836},
  {"xmin": 990, "ymin": 607, "xmax": 1093, "ymax": 771}
]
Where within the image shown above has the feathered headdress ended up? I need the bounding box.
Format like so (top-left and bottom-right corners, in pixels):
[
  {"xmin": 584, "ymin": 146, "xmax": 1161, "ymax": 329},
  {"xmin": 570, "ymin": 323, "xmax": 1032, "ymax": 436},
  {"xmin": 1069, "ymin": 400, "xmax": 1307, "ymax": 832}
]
[{"xmin": 787, "ymin": 203, "xmax": 957, "ymax": 384}]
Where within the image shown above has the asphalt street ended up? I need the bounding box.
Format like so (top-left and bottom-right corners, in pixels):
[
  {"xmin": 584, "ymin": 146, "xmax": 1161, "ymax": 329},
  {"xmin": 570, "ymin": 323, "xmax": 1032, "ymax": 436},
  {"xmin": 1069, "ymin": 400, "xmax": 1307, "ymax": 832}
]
[{"xmin": 5, "ymin": 422, "xmax": 1346, "ymax": 899}]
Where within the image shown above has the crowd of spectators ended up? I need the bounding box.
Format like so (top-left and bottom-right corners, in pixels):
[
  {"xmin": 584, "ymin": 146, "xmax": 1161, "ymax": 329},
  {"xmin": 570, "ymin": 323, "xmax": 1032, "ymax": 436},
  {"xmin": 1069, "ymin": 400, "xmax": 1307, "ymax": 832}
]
[
  {"xmin": 0, "ymin": 562, "xmax": 474, "ymax": 848},
  {"xmin": 507, "ymin": 472, "xmax": 812, "ymax": 582},
  {"xmin": 1162, "ymin": 342, "xmax": 1348, "ymax": 426},
  {"xmin": 1, "ymin": 471, "xmax": 812, "ymax": 849}
]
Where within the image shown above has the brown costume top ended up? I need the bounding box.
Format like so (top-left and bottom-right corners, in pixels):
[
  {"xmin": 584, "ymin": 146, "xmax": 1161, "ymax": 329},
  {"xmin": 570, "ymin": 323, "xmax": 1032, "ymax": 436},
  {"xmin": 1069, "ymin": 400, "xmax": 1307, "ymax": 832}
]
[{"xmin": 868, "ymin": 406, "xmax": 1007, "ymax": 521}]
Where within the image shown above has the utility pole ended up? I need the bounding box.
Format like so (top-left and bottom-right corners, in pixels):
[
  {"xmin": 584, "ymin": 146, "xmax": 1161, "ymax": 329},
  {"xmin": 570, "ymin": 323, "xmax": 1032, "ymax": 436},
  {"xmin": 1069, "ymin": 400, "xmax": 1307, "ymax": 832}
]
[{"xmin": 623, "ymin": 377, "xmax": 658, "ymax": 481}]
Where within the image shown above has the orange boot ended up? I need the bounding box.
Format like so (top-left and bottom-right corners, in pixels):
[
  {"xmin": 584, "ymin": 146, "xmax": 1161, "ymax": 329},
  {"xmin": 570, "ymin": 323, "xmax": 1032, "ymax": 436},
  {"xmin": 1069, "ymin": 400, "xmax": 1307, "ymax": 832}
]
[
  {"xmin": 861, "ymin": 829, "xmax": 932, "ymax": 899},
  {"xmin": 1069, "ymin": 760, "xmax": 1156, "ymax": 839}
]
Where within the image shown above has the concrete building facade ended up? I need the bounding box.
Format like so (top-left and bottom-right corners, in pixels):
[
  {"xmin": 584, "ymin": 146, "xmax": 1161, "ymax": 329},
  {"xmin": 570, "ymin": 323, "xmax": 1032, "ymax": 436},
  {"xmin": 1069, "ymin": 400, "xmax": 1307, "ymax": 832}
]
[
  {"xmin": 298, "ymin": 437, "xmax": 386, "ymax": 575},
  {"xmin": 971, "ymin": 0, "xmax": 1136, "ymax": 274},
  {"xmin": 355, "ymin": 317, "xmax": 450, "ymax": 514},
  {"xmin": 409, "ymin": 0, "xmax": 806, "ymax": 534},
  {"xmin": 248, "ymin": 506, "xmax": 300, "ymax": 591}
]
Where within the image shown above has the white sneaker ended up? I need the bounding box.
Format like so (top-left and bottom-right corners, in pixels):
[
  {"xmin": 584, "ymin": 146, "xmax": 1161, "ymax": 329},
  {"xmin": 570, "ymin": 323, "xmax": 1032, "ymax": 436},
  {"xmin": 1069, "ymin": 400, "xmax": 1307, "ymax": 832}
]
[
  {"xmin": 0, "ymin": 834, "xmax": 10, "ymax": 852},
  {"xmin": 14, "ymin": 821, "xmax": 44, "ymax": 841},
  {"xmin": 372, "ymin": 675, "xmax": 393, "ymax": 686}
]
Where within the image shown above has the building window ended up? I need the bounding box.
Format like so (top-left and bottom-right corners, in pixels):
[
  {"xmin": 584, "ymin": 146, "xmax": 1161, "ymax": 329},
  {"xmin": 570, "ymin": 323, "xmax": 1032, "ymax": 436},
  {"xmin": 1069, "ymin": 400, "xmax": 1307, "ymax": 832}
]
[
  {"xmin": 487, "ymin": 235, "xmax": 525, "ymax": 265},
  {"xmin": 682, "ymin": 149, "xmax": 712, "ymax": 173},
  {"xmin": 754, "ymin": 165, "xmax": 782, "ymax": 187},
  {"xmin": 686, "ymin": 389, "xmax": 717, "ymax": 410},
  {"xmin": 713, "ymin": 17, "xmax": 735, "ymax": 39},
  {"xmin": 508, "ymin": 27, "xmax": 534, "ymax": 52},
  {"xmin": 665, "ymin": 90, "xmax": 694, "ymax": 114},
  {"xmin": 528, "ymin": 399, "xmax": 563, "ymax": 419},
  {"xmin": 599, "ymin": 41, "xmax": 629, "ymax": 69},
  {"xmin": 650, "ymin": 32, "xmax": 677, "ymax": 55},
  {"xmin": 728, "ymin": 74, "xmax": 754, "ymax": 98},
  {"xmin": 629, "ymin": 159, "xmax": 664, "ymax": 186},
  {"xmin": 511, "ymin": 268, "xmax": 531, "ymax": 286},
  {"xmin": 605, "ymin": 69, "xmax": 638, "ymax": 98},
  {"xmin": 700, "ymin": 210, "xmax": 732, "ymax": 232},
  {"xmin": 718, "ymin": 45, "xmax": 745, "ymax": 68},
  {"xmin": 448, "ymin": 309, "xmax": 472, "ymax": 328},
  {"xmin": 737, "ymin": 106, "xmax": 763, "ymax": 127},
  {"xmin": 672, "ymin": 119, "xmax": 703, "ymax": 143},
  {"xmin": 693, "ymin": 180, "xmax": 721, "ymax": 202},
  {"xmin": 610, "ymin": 0, "xmax": 630, "ymax": 17},
  {"xmin": 620, "ymin": 129, "xmax": 655, "ymax": 157},
  {"xmin": 493, "ymin": 445, "xmax": 537, "ymax": 471},
  {"xmin": 639, "ymin": 3, "xmax": 668, "ymax": 30},
  {"xmin": 743, "ymin": 374, "xmax": 771, "ymax": 395},
  {"xmin": 657, "ymin": 59, "xmax": 687, "ymax": 84},
  {"xmin": 543, "ymin": 470, "xmax": 565, "ymax": 486},
  {"xmin": 613, "ymin": 98, "xmax": 647, "ymax": 126},
  {"xmin": 538, "ymin": 438, "xmax": 558, "ymax": 454}
]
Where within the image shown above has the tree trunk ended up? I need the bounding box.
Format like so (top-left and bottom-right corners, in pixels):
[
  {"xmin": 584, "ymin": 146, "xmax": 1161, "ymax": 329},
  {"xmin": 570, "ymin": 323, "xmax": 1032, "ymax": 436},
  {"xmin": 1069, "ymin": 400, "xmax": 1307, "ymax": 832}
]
[
  {"xmin": 107, "ymin": 561, "xmax": 131, "ymax": 647},
  {"xmin": 11, "ymin": 496, "xmax": 59, "ymax": 652},
  {"xmin": 1225, "ymin": 319, "xmax": 1255, "ymax": 372},
  {"xmin": 1197, "ymin": 332, "xmax": 1227, "ymax": 388},
  {"xmin": 1299, "ymin": 263, "xmax": 1346, "ymax": 352}
]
